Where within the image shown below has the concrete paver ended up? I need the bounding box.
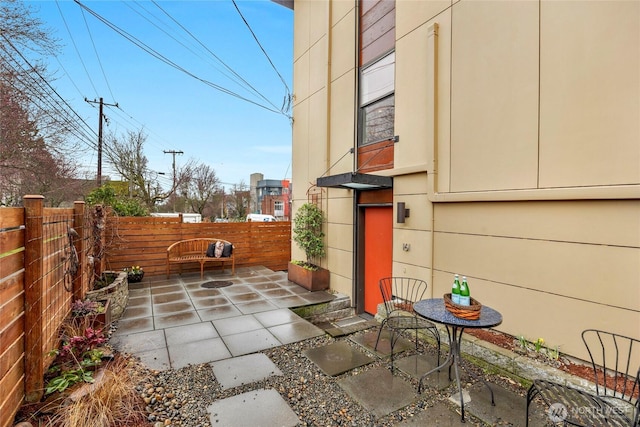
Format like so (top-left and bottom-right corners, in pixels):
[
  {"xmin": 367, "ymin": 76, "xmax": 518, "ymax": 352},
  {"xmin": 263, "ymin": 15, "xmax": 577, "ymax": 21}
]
[
  {"xmin": 207, "ymin": 388, "xmax": 299, "ymax": 427},
  {"xmin": 338, "ymin": 367, "xmax": 417, "ymax": 419},
  {"xmin": 211, "ymin": 353, "xmax": 283, "ymax": 389}
]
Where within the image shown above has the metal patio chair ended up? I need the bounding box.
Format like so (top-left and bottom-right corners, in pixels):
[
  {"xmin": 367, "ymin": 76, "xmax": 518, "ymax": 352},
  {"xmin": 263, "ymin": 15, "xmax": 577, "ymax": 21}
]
[
  {"xmin": 526, "ymin": 329, "xmax": 640, "ymax": 426},
  {"xmin": 374, "ymin": 277, "xmax": 441, "ymax": 373}
]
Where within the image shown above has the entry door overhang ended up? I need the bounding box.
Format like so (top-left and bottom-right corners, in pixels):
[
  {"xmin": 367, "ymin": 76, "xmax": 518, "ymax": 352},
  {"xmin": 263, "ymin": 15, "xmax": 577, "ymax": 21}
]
[{"xmin": 316, "ymin": 172, "xmax": 393, "ymax": 190}]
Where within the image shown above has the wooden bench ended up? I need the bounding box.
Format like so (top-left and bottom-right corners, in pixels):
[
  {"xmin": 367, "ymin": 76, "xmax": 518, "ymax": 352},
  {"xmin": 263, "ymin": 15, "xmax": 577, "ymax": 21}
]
[{"xmin": 166, "ymin": 238, "xmax": 235, "ymax": 279}]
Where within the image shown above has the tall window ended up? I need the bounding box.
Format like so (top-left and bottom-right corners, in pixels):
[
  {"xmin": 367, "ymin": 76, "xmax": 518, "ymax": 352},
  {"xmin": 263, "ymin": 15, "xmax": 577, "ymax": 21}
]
[{"xmin": 360, "ymin": 52, "xmax": 395, "ymax": 146}]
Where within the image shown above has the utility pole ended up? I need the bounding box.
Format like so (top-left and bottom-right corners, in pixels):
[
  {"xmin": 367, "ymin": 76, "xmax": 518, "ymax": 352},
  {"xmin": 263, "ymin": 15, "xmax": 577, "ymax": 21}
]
[
  {"xmin": 85, "ymin": 97, "xmax": 118, "ymax": 186},
  {"xmin": 164, "ymin": 150, "xmax": 183, "ymax": 212}
]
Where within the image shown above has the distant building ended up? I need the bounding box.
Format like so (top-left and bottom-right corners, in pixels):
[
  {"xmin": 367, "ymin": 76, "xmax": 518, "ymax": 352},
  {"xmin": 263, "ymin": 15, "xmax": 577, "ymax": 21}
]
[{"xmin": 251, "ymin": 176, "xmax": 291, "ymax": 220}]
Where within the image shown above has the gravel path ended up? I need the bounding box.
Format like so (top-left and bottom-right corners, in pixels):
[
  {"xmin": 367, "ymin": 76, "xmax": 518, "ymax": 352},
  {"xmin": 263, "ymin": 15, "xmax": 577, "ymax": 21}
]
[{"xmin": 130, "ymin": 332, "xmax": 524, "ymax": 427}]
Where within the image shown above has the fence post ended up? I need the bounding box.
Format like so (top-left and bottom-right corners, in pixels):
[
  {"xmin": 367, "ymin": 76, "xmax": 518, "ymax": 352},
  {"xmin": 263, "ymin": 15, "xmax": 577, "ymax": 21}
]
[
  {"xmin": 73, "ymin": 201, "xmax": 86, "ymax": 301},
  {"xmin": 23, "ymin": 195, "xmax": 44, "ymax": 402}
]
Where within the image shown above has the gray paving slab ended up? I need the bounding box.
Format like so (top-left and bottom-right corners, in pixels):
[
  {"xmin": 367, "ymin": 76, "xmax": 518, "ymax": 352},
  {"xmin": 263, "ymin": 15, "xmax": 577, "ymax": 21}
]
[
  {"xmin": 153, "ymin": 301, "xmax": 194, "ymax": 315},
  {"xmin": 254, "ymin": 308, "xmax": 303, "ymax": 327},
  {"xmin": 136, "ymin": 346, "xmax": 171, "ymax": 371},
  {"xmin": 211, "ymin": 353, "xmax": 283, "ymax": 389},
  {"xmin": 121, "ymin": 305, "xmax": 152, "ymax": 319},
  {"xmin": 152, "ymin": 291, "xmax": 189, "ymax": 304},
  {"xmin": 153, "ymin": 311, "xmax": 201, "ymax": 329},
  {"xmin": 338, "ymin": 367, "xmax": 417, "ymax": 418},
  {"xmin": 268, "ymin": 320, "xmax": 325, "ymax": 344},
  {"xmin": 463, "ymin": 380, "xmax": 548, "ymax": 427},
  {"xmin": 151, "ymin": 284, "xmax": 185, "ymax": 295},
  {"xmin": 196, "ymin": 305, "xmax": 243, "ymax": 321},
  {"xmin": 235, "ymin": 300, "xmax": 279, "ymax": 314},
  {"xmin": 113, "ymin": 316, "xmax": 154, "ymax": 334},
  {"xmin": 395, "ymin": 354, "xmax": 453, "ymax": 390},
  {"xmin": 213, "ymin": 314, "xmax": 263, "ymax": 336},
  {"xmin": 110, "ymin": 329, "xmax": 166, "ymax": 353},
  {"xmin": 393, "ymin": 401, "xmax": 472, "ymax": 426},
  {"xmin": 304, "ymin": 341, "xmax": 375, "ymax": 376},
  {"xmin": 207, "ymin": 388, "xmax": 299, "ymax": 427},
  {"xmin": 350, "ymin": 329, "xmax": 413, "ymax": 357},
  {"xmin": 222, "ymin": 329, "xmax": 281, "ymax": 356},
  {"xmin": 164, "ymin": 322, "xmax": 218, "ymax": 346},
  {"xmin": 168, "ymin": 337, "xmax": 232, "ymax": 369}
]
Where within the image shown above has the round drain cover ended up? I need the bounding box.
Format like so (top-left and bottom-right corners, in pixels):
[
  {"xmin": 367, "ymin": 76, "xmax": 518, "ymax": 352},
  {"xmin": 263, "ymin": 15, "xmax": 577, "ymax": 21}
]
[{"xmin": 201, "ymin": 280, "xmax": 233, "ymax": 289}]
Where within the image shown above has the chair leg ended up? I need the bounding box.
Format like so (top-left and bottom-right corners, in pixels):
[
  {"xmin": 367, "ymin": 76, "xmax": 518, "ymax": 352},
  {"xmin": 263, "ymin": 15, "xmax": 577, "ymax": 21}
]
[
  {"xmin": 374, "ymin": 319, "xmax": 387, "ymax": 351},
  {"xmin": 525, "ymin": 383, "xmax": 539, "ymax": 427}
]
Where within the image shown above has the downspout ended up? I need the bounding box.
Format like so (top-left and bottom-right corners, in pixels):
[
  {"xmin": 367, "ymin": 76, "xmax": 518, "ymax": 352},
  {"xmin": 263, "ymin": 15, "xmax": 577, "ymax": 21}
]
[
  {"xmin": 325, "ymin": 0, "xmax": 333, "ymax": 195},
  {"xmin": 324, "ymin": 0, "xmax": 332, "ymax": 271},
  {"xmin": 427, "ymin": 23, "xmax": 439, "ymax": 294}
]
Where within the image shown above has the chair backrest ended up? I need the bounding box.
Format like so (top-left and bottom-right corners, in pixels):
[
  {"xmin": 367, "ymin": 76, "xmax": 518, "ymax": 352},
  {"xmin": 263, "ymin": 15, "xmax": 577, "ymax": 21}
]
[
  {"xmin": 581, "ymin": 329, "xmax": 640, "ymax": 409},
  {"xmin": 379, "ymin": 277, "xmax": 429, "ymax": 316}
]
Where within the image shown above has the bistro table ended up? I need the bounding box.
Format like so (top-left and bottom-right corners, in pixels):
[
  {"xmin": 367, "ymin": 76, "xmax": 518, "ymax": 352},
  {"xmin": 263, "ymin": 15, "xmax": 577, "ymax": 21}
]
[{"xmin": 413, "ymin": 298, "xmax": 503, "ymax": 422}]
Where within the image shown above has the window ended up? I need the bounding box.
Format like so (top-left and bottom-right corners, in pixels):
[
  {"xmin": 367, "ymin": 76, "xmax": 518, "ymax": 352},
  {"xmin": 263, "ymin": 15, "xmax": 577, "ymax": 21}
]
[{"xmin": 360, "ymin": 52, "xmax": 395, "ymax": 146}]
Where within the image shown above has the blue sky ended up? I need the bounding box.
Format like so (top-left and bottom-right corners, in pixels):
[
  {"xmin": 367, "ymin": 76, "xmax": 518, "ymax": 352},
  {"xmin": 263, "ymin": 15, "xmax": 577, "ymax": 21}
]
[{"xmin": 28, "ymin": 0, "xmax": 293, "ymax": 190}]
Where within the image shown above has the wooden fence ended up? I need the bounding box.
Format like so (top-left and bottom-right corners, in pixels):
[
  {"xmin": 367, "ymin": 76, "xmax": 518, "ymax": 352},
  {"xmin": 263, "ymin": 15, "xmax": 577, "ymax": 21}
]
[
  {"xmin": 0, "ymin": 200, "xmax": 291, "ymax": 427},
  {"xmin": 104, "ymin": 216, "xmax": 292, "ymax": 276}
]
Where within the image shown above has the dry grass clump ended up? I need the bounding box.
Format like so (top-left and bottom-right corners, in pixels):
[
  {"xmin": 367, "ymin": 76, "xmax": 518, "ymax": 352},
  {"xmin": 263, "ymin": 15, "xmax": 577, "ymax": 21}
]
[{"xmin": 48, "ymin": 354, "xmax": 148, "ymax": 427}]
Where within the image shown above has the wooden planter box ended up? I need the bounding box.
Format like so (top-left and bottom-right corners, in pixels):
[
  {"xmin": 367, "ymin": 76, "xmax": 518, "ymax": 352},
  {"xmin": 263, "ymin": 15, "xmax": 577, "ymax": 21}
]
[{"xmin": 287, "ymin": 261, "xmax": 330, "ymax": 291}]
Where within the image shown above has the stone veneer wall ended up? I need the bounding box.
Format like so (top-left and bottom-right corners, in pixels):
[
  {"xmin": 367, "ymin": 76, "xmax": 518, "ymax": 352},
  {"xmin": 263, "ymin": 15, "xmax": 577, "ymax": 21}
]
[{"xmin": 86, "ymin": 271, "xmax": 129, "ymax": 321}]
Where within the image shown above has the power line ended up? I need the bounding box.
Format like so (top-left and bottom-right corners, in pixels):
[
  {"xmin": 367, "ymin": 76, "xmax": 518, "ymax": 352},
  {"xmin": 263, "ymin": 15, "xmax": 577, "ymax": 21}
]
[{"xmin": 73, "ymin": 0, "xmax": 288, "ymax": 117}]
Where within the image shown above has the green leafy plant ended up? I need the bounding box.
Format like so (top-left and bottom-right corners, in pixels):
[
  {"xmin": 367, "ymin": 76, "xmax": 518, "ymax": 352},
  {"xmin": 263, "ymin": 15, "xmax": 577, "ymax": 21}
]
[
  {"xmin": 45, "ymin": 327, "xmax": 107, "ymax": 395},
  {"xmin": 534, "ymin": 337, "xmax": 545, "ymax": 352},
  {"xmin": 71, "ymin": 299, "xmax": 105, "ymax": 317},
  {"xmin": 292, "ymin": 202, "xmax": 326, "ymax": 267}
]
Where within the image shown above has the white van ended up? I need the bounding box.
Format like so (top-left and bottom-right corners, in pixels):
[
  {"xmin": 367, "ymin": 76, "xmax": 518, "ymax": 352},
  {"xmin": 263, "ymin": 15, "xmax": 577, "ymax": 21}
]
[{"xmin": 246, "ymin": 214, "xmax": 277, "ymax": 222}]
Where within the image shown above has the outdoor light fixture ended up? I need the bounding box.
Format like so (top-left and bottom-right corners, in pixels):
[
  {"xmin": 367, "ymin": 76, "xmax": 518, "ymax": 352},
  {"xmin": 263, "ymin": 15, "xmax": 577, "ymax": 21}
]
[{"xmin": 397, "ymin": 202, "xmax": 410, "ymax": 223}]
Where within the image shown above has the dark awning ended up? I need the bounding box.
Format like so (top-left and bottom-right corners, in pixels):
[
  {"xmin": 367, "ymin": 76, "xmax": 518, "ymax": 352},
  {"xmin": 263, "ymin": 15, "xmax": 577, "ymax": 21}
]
[{"xmin": 316, "ymin": 172, "xmax": 393, "ymax": 190}]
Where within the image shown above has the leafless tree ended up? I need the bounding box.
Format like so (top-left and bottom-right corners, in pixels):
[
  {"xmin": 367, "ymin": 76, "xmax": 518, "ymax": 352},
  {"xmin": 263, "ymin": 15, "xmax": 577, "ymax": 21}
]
[
  {"xmin": 226, "ymin": 181, "xmax": 250, "ymax": 219},
  {"xmin": 185, "ymin": 163, "xmax": 221, "ymax": 216},
  {"xmin": 103, "ymin": 129, "xmax": 193, "ymax": 210}
]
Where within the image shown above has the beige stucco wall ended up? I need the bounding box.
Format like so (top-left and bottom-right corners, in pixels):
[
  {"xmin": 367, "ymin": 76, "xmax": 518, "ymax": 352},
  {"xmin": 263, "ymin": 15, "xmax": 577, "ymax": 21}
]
[{"xmin": 292, "ymin": 0, "xmax": 640, "ymax": 361}]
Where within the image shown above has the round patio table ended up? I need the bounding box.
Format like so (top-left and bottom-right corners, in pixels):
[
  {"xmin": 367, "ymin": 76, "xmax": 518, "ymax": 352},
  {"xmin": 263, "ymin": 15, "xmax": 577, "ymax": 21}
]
[{"xmin": 413, "ymin": 298, "xmax": 503, "ymax": 423}]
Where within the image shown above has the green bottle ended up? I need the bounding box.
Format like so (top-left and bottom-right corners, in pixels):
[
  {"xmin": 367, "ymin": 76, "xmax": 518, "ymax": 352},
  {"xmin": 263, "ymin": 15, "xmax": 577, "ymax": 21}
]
[
  {"xmin": 459, "ymin": 276, "xmax": 470, "ymax": 306},
  {"xmin": 451, "ymin": 274, "xmax": 461, "ymax": 304}
]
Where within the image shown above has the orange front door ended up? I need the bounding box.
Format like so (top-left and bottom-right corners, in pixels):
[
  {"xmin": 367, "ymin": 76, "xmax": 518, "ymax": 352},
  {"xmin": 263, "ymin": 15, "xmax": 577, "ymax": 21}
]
[{"xmin": 363, "ymin": 206, "xmax": 393, "ymax": 314}]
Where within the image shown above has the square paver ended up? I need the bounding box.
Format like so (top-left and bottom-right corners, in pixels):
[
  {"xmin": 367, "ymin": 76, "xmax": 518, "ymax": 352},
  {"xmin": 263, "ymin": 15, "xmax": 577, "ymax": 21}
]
[
  {"xmin": 395, "ymin": 354, "xmax": 452, "ymax": 390},
  {"xmin": 254, "ymin": 308, "xmax": 302, "ymax": 327},
  {"xmin": 268, "ymin": 320, "xmax": 325, "ymax": 344},
  {"xmin": 213, "ymin": 315, "xmax": 263, "ymax": 336},
  {"xmin": 136, "ymin": 346, "xmax": 171, "ymax": 371},
  {"xmin": 110, "ymin": 329, "xmax": 166, "ymax": 354},
  {"xmin": 207, "ymin": 388, "xmax": 298, "ymax": 427},
  {"xmin": 222, "ymin": 329, "xmax": 281, "ymax": 356},
  {"xmin": 164, "ymin": 322, "xmax": 218, "ymax": 346},
  {"xmin": 112, "ymin": 316, "xmax": 154, "ymax": 335},
  {"xmin": 211, "ymin": 353, "xmax": 283, "ymax": 389},
  {"xmin": 197, "ymin": 305, "xmax": 242, "ymax": 321},
  {"xmin": 235, "ymin": 300, "xmax": 278, "ymax": 314},
  {"xmin": 154, "ymin": 311, "xmax": 200, "ymax": 329},
  {"xmin": 168, "ymin": 337, "xmax": 232, "ymax": 369},
  {"xmin": 304, "ymin": 341, "xmax": 375, "ymax": 376},
  {"xmin": 338, "ymin": 367, "xmax": 417, "ymax": 418},
  {"xmin": 350, "ymin": 329, "xmax": 413, "ymax": 357}
]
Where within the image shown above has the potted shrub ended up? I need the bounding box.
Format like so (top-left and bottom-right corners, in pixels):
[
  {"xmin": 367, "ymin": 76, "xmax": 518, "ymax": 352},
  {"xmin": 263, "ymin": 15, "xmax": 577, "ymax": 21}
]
[{"xmin": 288, "ymin": 202, "xmax": 330, "ymax": 291}]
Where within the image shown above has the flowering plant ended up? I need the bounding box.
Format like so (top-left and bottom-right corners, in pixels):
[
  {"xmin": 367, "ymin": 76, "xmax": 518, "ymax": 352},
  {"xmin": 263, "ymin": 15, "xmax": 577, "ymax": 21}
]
[
  {"xmin": 126, "ymin": 265, "xmax": 143, "ymax": 274},
  {"xmin": 125, "ymin": 265, "xmax": 144, "ymax": 282}
]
